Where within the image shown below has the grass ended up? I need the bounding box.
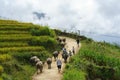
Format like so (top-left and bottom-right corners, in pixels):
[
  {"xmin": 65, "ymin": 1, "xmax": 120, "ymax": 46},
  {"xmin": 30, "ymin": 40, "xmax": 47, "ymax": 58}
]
[
  {"xmin": 0, "ymin": 30, "xmax": 29, "ymax": 34},
  {"xmin": 0, "ymin": 34, "xmax": 31, "ymax": 37},
  {"xmin": 0, "ymin": 36, "xmax": 32, "ymax": 42},
  {"xmin": 63, "ymin": 40, "xmax": 120, "ymax": 80},
  {"xmin": 63, "ymin": 68, "xmax": 86, "ymax": 80},
  {"xmin": 0, "ymin": 46, "xmax": 45, "ymax": 53},
  {"xmin": 0, "ymin": 42, "xmax": 29, "ymax": 48}
]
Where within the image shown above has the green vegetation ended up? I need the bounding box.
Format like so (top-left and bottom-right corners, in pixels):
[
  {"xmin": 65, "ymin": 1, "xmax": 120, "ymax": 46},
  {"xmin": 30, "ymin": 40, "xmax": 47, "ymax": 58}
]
[
  {"xmin": 54, "ymin": 29, "xmax": 87, "ymax": 40},
  {"xmin": 0, "ymin": 30, "xmax": 29, "ymax": 34},
  {"xmin": 29, "ymin": 36, "xmax": 57, "ymax": 49},
  {"xmin": 63, "ymin": 39, "xmax": 120, "ymax": 80},
  {"xmin": 2, "ymin": 19, "xmax": 119, "ymax": 80},
  {"xmin": 31, "ymin": 26, "xmax": 56, "ymax": 37},
  {"xmin": 0, "ymin": 42, "xmax": 29, "ymax": 48},
  {"xmin": 63, "ymin": 68, "xmax": 86, "ymax": 80},
  {"xmin": 0, "ymin": 19, "xmax": 59, "ymax": 80}
]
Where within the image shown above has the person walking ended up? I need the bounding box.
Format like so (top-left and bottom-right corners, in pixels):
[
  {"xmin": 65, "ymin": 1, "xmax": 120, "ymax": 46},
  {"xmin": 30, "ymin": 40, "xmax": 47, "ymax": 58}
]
[
  {"xmin": 72, "ymin": 46, "xmax": 75, "ymax": 55},
  {"xmin": 76, "ymin": 38, "xmax": 80, "ymax": 47},
  {"xmin": 56, "ymin": 59, "xmax": 62, "ymax": 73},
  {"xmin": 69, "ymin": 50, "xmax": 72, "ymax": 56}
]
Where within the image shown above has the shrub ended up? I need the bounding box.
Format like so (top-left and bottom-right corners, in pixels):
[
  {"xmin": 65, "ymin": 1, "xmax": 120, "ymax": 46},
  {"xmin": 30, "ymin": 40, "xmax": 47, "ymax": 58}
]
[
  {"xmin": 63, "ymin": 41, "xmax": 120, "ymax": 80},
  {"xmin": 28, "ymin": 36, "xmax": 57, "ymax": 49},
  {"xmin": 13, "ymin": 51, "xmax": 51, "ymax": 63},
  {"xmin": 0, "ymin": 54, "xmax": 12, "ymax": 63},
  {"xmin": 30, "ymin": 26, "xmax": 56, "ymax": 37},
  {"xmin": 2, "ymin": 61, "xmax": 23, "ymax": 74},
  {"xmin": 63, "ymin": 69, "xmax": 86, "ymax": 80},
  {"xmin": 1, "ymin": 73, "xmax": 11, "ymax": 80}
]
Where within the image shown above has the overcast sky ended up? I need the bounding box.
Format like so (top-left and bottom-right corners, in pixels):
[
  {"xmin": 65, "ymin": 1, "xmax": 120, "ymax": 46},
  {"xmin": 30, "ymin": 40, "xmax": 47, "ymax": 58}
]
[{"xmin": 0, "ymin": 0, "xmax": 120, "ymax": 35}]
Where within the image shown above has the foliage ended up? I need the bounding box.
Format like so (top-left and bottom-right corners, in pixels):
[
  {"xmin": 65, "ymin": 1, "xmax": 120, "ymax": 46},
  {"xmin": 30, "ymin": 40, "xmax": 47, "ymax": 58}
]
[
  {"xmin": 0, "ymin": 19, "xmax": 61, "ymax": 80},
  {"xmin": 0, "ymin": 30, "xmax": 29, "ymax": 34},
  {"xmin": 63, "ymin": 40, "xmax": 120, "ymax": 80},
  {"xmin": 1, "ymin": 62, "xmax": 35, "ymax": 80},
  {"xmin": 63, "ymin": 69, "xmax": 86, "ymax": 80},
  {"xmin": 0, "ymin": 36, "xmax": 32, "ymax": 42},
  {"xmin": 0, "ymin": 34, "xmax": 31, "ymax": 37},
  {"xmin": 0, "ymin": 54, "xmax": 12, "ymax": 63},
  {"xmin": 0, "ymin": 42, "xmax": 28, "ymax": 48},
  {"xmin": 0, "ymin": 46, "xmax": 45, "ymax": 53},
  {"xmin": 54, "ymin": 29, "xmax": 87, "ymax": 40},
  {"xmin": 0, "ymin": 77, "xmax": 3, "ymax": 80},
  {"xmin": 13, "ymin": 51, "xmax": 51, "ymax": 63},
  {"xmin": 30, "ymin": 26, "xmax": 56, "ymax": 37},
  {"xmin": 2, "ymin": 60, "xmax": 23, "ymax": 74},
  {"xmin": 0, "ymin": 66, "xmax": 3, "ymax": 75},
  {"xmin": 28, "ymin": 36, "xmax": 58, "ymax": 49}
]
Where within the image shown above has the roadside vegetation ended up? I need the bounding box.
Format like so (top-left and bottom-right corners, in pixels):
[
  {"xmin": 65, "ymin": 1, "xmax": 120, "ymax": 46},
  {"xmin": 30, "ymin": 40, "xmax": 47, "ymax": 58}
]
[{"xmin": 63, "ymin": 38, "xmax": 120, "ymax": 80}]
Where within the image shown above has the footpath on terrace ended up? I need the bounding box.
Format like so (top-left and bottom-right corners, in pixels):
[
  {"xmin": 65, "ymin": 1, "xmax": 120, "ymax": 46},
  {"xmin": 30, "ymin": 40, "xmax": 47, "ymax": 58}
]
[{"xmin": 32, "ymin": 36, "xmax": 81, "ymax": 80}]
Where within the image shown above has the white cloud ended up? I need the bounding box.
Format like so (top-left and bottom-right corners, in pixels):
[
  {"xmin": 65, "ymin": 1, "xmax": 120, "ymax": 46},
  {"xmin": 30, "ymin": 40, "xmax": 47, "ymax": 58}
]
[{"xmin": 0, "ymin": 0, "xmax": 120, "ymax": 35}]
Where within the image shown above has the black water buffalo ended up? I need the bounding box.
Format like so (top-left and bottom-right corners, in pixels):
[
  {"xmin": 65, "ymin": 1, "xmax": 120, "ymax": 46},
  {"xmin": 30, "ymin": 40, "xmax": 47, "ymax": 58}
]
[
  {"xmin": 62, "ymin": 51, "xmax": 69, "ymax": 63},
  {"xmin": 53, "ymin": 51, "xmax": 59, "ymax": 61},
  {"xmin": 47, "ymin": 58, "xmax": 52, "ymax": 69},
  {"xmin": 30, "ymin": 56, "xmax": 39, "ymax": 65}
]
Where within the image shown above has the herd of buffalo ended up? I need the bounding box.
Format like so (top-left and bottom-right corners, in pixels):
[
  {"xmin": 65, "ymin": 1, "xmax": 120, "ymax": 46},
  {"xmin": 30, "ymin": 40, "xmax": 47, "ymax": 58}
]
[{"xmin": 30, "ymin": 37, "xmax": 79, "ymax": 74}]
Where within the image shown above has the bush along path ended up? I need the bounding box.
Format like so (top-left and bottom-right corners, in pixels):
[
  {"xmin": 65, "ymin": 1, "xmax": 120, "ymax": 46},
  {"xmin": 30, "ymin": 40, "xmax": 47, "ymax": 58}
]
[{"xmin": 32, "ymin": 36, "xmax": 81, "ymax": 80}]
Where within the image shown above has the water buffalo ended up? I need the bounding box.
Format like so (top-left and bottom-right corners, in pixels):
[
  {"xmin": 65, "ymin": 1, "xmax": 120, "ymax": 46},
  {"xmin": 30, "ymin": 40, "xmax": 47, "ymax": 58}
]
[
  {"xmin": 34, "ymin": 58, "xmax": 40, "ymax": 64},
  {"xmin": 53, "ymin": 51, "xmax": 59, "ymax": 61},
  {"xmin": 62, "ymin": 52, "xmax": 69, "ymax": 63},
  {"xmin": 62, "ymin": 38, "xmax": 66, "ymax": 43},
  {"xmin": 47, "ymin": 58, "xmax": 52, "ymax": 69},
  {"xmin": 30, "ymin": 56, "xmax": 38, "ymax": 65},
  {"xmin": 36, "ymin": 61, "xmax": 43, "ymax": 74}
]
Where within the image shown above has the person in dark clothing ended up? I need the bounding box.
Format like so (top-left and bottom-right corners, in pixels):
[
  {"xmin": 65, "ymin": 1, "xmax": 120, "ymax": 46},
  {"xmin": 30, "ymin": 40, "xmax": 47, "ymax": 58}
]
[
  {"xmin": 76, "ymin": 38, "xmax": 80, "ymax": 47},
  {"xmin": 69, "ymin": 50, "xmax": 72, "ymax": 56},
  {"xmin": 72, "ymin": 46, "xmax": 75, "ymax": 55},
  {"xmin": 56, "ymin": 59, "xmax": 62, "ymax": 73}
]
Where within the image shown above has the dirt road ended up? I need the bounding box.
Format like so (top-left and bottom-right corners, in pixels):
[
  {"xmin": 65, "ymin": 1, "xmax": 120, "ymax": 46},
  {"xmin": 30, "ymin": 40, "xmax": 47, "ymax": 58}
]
[{"xmin": 32, "ymin": 36, "xmax": 81, "ymax": 80}]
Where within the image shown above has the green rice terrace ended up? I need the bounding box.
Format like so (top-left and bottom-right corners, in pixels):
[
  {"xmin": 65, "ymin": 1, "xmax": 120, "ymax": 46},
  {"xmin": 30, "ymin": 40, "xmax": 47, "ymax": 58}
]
[
  {"xmin": 0, "ymin": 19, "xmax": 120, "ymax": 80},
  {"xmin": 0, "ymin": 19, "xmax": 60, "ymax": 80}
]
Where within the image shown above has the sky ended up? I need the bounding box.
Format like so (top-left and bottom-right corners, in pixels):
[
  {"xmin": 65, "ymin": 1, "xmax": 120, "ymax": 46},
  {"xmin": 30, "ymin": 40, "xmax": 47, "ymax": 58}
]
[{"xmin": 0, "ymin": 0, "xmax": 120, "ymax": 35}]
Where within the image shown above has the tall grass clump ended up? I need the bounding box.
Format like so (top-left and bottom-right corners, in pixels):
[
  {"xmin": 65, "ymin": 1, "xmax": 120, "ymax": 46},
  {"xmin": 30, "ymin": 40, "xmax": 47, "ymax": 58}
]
[
  {"xmin": 63, "ymin": 69, "xmax": 86, "ymax": 80},
  {"xmin": 30, "ymin": 26, "xmax": 56, "ymax": 37}
]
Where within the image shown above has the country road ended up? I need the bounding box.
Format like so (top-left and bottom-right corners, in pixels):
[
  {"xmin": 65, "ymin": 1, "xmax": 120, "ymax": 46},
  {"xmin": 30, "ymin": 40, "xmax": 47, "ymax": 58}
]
[{"xmin": 32, "ymin": 36, "xmax": 81, "ymax": 80}]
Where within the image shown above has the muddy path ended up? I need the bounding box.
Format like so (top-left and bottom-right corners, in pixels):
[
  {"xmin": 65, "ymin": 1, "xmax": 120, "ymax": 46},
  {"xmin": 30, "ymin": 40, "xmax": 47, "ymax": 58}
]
[{"xmin": 32, "ymin": 36, "xmax": 81, "ymax": 80}]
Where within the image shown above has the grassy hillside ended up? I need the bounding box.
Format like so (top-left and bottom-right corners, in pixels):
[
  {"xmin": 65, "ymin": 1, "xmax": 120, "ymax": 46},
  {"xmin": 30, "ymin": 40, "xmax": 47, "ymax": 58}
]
[
  {"xmin": 63, "ymin": 39, "xmax": 120, "ymax": 80},
  {"xmin": 0, "ymin": 19, "xmax": 60, "ymax": 80}
]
